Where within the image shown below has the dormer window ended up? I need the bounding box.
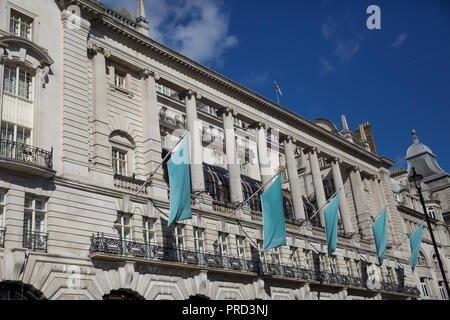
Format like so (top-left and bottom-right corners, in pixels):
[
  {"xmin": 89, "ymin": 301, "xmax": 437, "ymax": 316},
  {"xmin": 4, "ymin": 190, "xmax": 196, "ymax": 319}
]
[{"xmin": 10, "ymin": 9, "xmax": 33, "ymax": 41}]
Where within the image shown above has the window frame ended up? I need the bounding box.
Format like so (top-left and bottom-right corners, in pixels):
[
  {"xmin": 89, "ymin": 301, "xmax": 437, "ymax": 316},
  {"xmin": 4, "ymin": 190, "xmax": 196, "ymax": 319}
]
[
  {"xmin": 193, "ymin": 227, "xmax": 205, "ymax": 254},
  {"xmin": 236, "ymin": 236, "xmax": 246, "ymax": 260},
  {"xmin": 0, "ymin": 190, "xmax": 5, "ymax": 228},
  {"xmin": 143, "ymin": 217, "xmax": 155, "ymax": 246},
  {"xmin": 112, "ymin": 147, "xmax": 128, "ymax": 176},
  {"xmin": 3, "ymin": 63, "xmax": 34, "ymax": 101},
  {"xmin": 23, "ymin": 195, "xmax": 47, "ymax": 235},
  {"xmin": 9, "ymin": 8, "xmax": 34, "ymax": 41},
  {"xmin": 115, "ymin": 212, "xmax": 132, "ymax": 241}
]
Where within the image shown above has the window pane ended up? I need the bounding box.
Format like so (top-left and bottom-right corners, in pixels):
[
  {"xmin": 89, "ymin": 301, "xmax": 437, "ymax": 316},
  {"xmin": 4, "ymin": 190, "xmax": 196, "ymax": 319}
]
[
  {"xmin": 23, "ymin": 211, "xmax": 32, "ymax": 231},
  {"xmin": 3, "ymin": 65, "xmax": 16, "ymax": 95},
  {"xmin": 24, "ymin": 197, "xmax": 33, "ymax": 209},
  {"xmin": 35, "ymin": 213, "xmax": 45, "ymax": 233},
  {"xmin": 35, "ymin": 198, "xmax": 45, "ymax": 211}
]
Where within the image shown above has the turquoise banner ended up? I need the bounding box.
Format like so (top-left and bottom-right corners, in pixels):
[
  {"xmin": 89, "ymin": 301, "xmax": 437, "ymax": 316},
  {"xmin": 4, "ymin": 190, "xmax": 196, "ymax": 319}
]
[
  {"xmin": 372, "ymin": 209, "xmax": 388, "ymax": 265},
  {"xmin": 262, "ymin": 175, "xmax": 286, "ymax": 251},
  {"xmin": 324, "ymin": 192, "xmax": 341, "ymax": 256},
  {"xmin": 168, "ymin": 136, "xmax": 192, "ymax": 227},
  {"xmin": 408, "ymin": 223, "xmax": 424, "ymax": 272}
]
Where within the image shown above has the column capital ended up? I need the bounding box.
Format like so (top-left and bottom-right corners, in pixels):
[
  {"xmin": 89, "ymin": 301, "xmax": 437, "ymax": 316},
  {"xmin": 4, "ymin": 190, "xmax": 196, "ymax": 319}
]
[
  {"xmin": 87, "ymin": 41, "xmax": 111, "ymax": 57},
  {"xmin": 141, "ymin": 68, "xmax": 160, "ymax": 81},
  {"xmin": 349, "ymin": 166, "xmax": 361, "ymax": 173},
  {"xmin": 280, "ymin": 134, "xmax": 297, "ymax": 144},
  {"xmin": 217, "ymin": 106, "xmax": 237, "ymax": 118},
  {"xmin": 249, "ymin": 121, "xmax": 267, "ymax": 130},
  {"xmin": 330, "ymin": 157, "xmax": 343, "ymax": 164},
  {"xmin": 303, "ymin": 146, "xmax": 318, "ymax": 155},
  {"xmin": 178, "ymin": 89, "xmax": 202, "ymax": 101}
]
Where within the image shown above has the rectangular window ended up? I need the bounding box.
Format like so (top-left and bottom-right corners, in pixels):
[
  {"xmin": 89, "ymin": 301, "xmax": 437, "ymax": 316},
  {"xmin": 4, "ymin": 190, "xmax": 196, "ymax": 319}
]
[
  {"xmin": 272, "ymin": 247, "xmax": 281, "ymax": 266},
  {"xmin": 304, "ymin": 249, "xmax": 312, "ymax": 270},
  {"xmin": 257, "ymin": 240, "xmax": 266, "ymax": 264},
  {"xmin": 116, "ymin": 213, "xmax": 132, "ymax": 242},
  {"xmin": 10, "ymin": 9, "xmax": 33, "ymax": 40},
  {"xmin": 175, "ymin": 225, "xmax": 184, "ymax": 250},
  {"xmin": 0, "ymin": 191, "xmax": 5, "ymax": 228},
  {"xmin": 143, "ymin": 218, "xmax": 155, "ymax": 245},
  {"xmin": 1, "ymin": 121, "xmax": 31, "ymax": 144},
  {"xmin": 330, "ymin": 256, "xmax": 338, "ymax": 274},
  {"xmin": 427, "ymin": 207, "xmax": 436, "ymax": 219},
  {"xmin": 218, "ymin": 233, "xmax": 229, "ymax": 256},
  {"xmin": 23, "ymin": 196, "xmax": 47, "ymax": 250},
  {"xmin": 236, "ymin": 236, "xmax": 246, "ymax": 260},
  {"xmin": 290, "ymin": 247, "xmax": 299, "ymax": 268},
  {"xmin": 193, "ymin": 227, "xmax": 204, "ymax": 253},
  {"xmin": 112, "ymin": 148, "xmax": 127, "ymax": 176},
  {"xmin": 420, "ymin": 277, "xmax": 429, "ymax": 297},
  {"xmin": 3, "ymin": 64, "xmax": 33, "ymax": 100},
  {"xmin": 114, "ymin": 70, "xmax": 127, "ymax": 89}
]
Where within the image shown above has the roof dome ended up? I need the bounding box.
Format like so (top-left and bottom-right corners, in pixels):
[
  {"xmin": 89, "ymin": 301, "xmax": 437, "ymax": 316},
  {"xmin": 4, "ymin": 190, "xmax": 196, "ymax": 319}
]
[
  {"xmin": 113, "ymin": 8, "xmax": 136, "ymax": 21},
  {"xmin": 406, "ymin": 130, "xmax": 446, "ymax": 180},
  {"xmin": 406, "ymin": 130, "xmax": 434, "ymax": 159}
]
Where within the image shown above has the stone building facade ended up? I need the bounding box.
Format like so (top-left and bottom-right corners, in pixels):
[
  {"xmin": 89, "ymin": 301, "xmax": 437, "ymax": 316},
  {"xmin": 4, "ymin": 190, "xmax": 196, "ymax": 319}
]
[
  {"xmin": 390, "ymin": 131, "xmax": 450, "ymax": 300},
  {"xmin": 0, "ymin": 0, "xmax": 446, "ymax": 300}
]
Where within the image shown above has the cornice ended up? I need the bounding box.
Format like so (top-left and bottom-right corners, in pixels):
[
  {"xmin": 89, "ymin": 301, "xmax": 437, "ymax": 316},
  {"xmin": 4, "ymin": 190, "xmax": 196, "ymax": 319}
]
[{"xmin": 67, "ymin": 0, "xmax": 393, "ymax": 169}]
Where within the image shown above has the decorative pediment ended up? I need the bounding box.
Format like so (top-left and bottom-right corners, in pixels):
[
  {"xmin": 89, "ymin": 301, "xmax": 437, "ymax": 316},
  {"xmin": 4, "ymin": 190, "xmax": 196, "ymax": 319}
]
[{"xmin": 0, "ymin": 35, "xmax": 54, "ymax": 70}]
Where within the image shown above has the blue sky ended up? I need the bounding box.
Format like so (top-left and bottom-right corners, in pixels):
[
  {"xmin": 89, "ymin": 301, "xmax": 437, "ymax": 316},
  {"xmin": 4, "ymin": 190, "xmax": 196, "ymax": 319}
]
[{"xmin": 103, "ymin": 0, "xmax": 450, "ymax": 172}]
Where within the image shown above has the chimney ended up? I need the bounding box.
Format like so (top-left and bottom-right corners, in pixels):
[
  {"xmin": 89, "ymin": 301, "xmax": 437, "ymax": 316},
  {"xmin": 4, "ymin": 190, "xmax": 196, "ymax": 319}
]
[{"xmin": 136, "ymin": 0, "xmax": 149, "ymax": 37}]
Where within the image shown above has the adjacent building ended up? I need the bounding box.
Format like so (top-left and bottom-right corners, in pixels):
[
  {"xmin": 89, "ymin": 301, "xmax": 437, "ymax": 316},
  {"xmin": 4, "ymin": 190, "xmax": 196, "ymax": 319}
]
[{"xmin": 0, "ymin": 0, "xmax": 446, "ymax": 300}]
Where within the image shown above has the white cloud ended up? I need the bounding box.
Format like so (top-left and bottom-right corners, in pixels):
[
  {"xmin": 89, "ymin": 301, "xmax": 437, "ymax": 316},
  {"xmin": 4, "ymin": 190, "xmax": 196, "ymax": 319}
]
[
  {"xmin": 145, "ymin": 0, "xmax": 238, "ymax": 66},
  {"xmin": 333, "ymin": 39, "xmax": 359, "ymax": 62},
  {"xmin": 392, "ymin": 32, "xmax": 407, "ymax": 48},
  {"xmin": 321, "ymin": 18, "xmax": 336, "ymax": 40},
  {"xmin": 320, "ymin": 57, "xmax": 335, "ymax": 74}
]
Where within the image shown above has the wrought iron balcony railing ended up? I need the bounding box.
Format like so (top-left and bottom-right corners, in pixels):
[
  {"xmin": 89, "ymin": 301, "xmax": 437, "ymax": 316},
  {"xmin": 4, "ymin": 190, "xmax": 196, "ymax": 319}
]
[
  {"xmin": 22, "ymin": 231, "xmax": 48, "ymax": 252},
  {"xmin": 0, "ymin": 139, "xmax": 53, "ymax": 170},
  {"xmin": 89, "ymin": 233, "xmax": 420, "ymax": 296},
  {"xmin": 0, "ymin": 227, "xmax": 5, "ymax": 247}
]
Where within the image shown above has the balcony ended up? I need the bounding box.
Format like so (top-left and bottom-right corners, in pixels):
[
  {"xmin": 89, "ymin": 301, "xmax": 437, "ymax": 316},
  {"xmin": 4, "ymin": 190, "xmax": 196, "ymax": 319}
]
[
  {"xmin": 113, "ymin": 174, "xmax": 148, "ymax": 196},
  {"xmin": 22, "ymin": 231, "xmax": 48, "ymax": 252},
  {"xmin": 159, "ymin": 112, "xmax": 187, "ymax": 131},
  {"xmin": 89, "ymin": 233, "xmax": 420, "ymax": 297},
  {"xmin": 0, "ymin": 139, "xmax": 54, "ymax": 177},
  {"xmin": 0, "ymin": 227, "xmax": 5, "ymax": 247}
]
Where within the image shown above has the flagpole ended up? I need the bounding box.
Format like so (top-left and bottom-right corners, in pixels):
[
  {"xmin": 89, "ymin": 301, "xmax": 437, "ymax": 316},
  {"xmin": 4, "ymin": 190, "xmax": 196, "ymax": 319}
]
[
  {"xmin": 136, "ymin": 130, "xmax": 189, "ymax": 196},
  {"xmin": 297, "ymin": 186, "xmax": 343, "ymax": 234},
  {"xmin": 229, "ymin": 168, "xmax": 283, "ymax": 219},
  {"xmin": 274, "ymin": 81, "xmax": 280, "ymax": 105}
]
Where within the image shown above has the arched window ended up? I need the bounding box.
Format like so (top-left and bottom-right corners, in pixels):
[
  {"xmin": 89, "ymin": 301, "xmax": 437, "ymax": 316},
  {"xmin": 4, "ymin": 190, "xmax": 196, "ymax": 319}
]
[
  {"xmin": 418, "ymin": 251, "xmax": 427, "ymax": 266},
  {"xmin": 109, "ymin": 131, "xmax": 135, "ymax": 177}
]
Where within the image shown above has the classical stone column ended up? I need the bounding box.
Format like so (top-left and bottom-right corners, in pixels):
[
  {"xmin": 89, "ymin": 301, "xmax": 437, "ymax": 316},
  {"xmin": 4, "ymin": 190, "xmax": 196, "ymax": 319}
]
[
  {"xmin": 330, "ymin": 158, "xmax": 354, "ymax": 234},
  {"xmin": 252, "ymin": 122, "xmax": 271, "ymax": 187},
  {"xmin": 349, "ymin": 166, "xmax": 371, "ymax": 238},
  {"xmin": 141, "ymin": 69, "xmax": 166, "ymax": 198},
  {"xmin": 179, "ymin": 89, "xmax": 205, "ymax": 193},
  {"xmin": 89, "ymin": 43, "xmax": 111, "ymax": 168},
  {"xmin": 304, "ymin": 147, "xmax": 326, "ymax": 227},
  {"xmin": 219, "ymin": 107, "xmax": 243, "ymax": 204},
  {"xmin": 0, "ymin": 46, "xmax": 6, "ymax": 136},
  {"xmin": 282, "ymin": 136, "xmax": 306, "ymax": 221}
]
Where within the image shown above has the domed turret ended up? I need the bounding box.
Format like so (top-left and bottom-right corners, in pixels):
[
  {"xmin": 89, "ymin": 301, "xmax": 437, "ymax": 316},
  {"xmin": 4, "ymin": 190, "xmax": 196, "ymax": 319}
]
[{"xmin": 406, "ymin": 130, "xmax": 445, "ymax": 181}]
